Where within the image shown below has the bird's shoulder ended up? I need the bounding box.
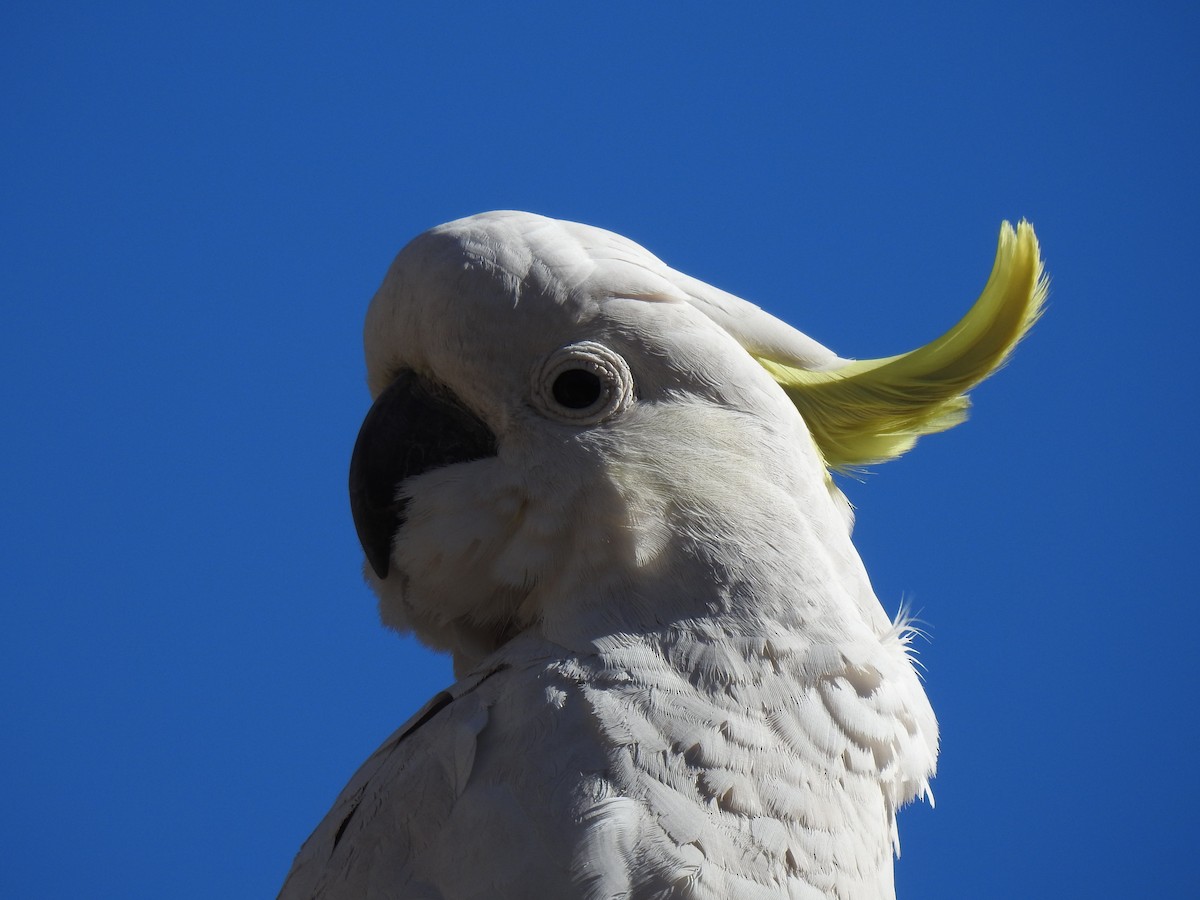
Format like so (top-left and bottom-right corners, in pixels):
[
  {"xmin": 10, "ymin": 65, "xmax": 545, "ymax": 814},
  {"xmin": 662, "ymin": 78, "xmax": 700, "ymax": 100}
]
[{"xmin": 278, "ymin": 639, "xmax": 605, "ymax": 899}]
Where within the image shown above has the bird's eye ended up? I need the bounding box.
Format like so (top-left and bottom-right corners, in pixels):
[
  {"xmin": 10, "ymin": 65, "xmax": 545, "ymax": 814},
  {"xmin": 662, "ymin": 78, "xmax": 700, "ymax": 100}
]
[
  {"xmin": 533, "ymin": 341, "xmax": 634, "ymax": 425},
  {"xmin": 552, "ymin": 369, "xmax": 603, "ymax": 409}
]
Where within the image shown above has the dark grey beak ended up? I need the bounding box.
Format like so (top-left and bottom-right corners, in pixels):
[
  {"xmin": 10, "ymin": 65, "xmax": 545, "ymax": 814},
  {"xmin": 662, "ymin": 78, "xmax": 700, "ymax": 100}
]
[{"xmin": 349, "ymin": 370, "xmax": 498, "ymax": 579}]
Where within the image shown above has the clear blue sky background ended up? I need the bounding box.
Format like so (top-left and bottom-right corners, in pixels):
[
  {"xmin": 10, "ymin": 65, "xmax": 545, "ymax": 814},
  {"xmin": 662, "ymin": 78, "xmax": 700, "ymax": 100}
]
[{"xmin": 4, "ymin": 3, "xmax": 1196, "ymax": 897}]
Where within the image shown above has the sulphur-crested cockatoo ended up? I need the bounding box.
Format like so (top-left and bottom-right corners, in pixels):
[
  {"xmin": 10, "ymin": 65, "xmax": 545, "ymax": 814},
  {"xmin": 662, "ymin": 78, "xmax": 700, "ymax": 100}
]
[{"xmin": 280, "ymin": 211, "xmax": 1045, "ymax": 899}]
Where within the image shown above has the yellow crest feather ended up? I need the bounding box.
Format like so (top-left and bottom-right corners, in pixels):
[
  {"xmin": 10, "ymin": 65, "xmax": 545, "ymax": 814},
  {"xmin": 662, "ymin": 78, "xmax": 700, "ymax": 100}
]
[{"xmin": 757, "ymin": 221, "xmax": 1047, "ymax": 469}]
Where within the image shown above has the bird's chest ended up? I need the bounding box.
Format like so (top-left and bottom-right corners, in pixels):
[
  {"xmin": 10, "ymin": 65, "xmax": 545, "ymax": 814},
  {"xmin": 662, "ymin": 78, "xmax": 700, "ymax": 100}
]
[{"xmin": 435, "ymin": 647, "xmax": 898, "ymax": 897}]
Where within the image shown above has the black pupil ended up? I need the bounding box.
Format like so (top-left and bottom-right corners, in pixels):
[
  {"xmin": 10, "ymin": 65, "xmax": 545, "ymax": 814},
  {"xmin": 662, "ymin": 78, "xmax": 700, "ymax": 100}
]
[{"xmin": 552, "ymin": 369, "xmax": 604, "ymax": 409}]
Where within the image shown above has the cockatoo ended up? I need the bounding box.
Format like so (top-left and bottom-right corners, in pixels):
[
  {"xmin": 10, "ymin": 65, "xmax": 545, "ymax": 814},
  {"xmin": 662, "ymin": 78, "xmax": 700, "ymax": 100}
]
[{"xmin": 280, "ymin": 211, "xmax": 1045, "ymax": 899}]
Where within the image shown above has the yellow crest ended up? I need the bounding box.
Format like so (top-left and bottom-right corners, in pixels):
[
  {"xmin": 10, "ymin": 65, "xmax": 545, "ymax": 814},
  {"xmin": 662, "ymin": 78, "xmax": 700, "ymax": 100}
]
[{"xmin": 757, "ymin": 221, "xmax": 1047, "ymax": 469}]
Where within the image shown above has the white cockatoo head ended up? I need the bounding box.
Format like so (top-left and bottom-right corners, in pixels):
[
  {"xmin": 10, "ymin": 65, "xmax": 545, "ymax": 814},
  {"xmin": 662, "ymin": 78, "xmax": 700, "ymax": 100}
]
[{"xmin": 351, "ymin": 211, "xmax": 1044, "ymax": 674}]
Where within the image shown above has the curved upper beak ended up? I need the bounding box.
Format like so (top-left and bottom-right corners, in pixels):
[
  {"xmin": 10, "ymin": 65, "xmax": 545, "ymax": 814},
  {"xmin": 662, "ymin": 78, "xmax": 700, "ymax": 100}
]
[{"xmin": 349, "ymin": 370, "xmax": 498, "ymax": 579}]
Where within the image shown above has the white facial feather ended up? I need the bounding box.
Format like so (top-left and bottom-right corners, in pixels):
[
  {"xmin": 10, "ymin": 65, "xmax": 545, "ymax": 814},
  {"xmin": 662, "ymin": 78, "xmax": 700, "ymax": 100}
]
[{"xmin": 364, "ymin": 212, "xmax": 881, "ymax": 672}]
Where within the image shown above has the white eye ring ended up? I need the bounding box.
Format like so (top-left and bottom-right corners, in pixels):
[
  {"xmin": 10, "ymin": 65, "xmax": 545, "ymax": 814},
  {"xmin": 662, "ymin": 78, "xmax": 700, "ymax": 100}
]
[{"xmin": 532, "ymin": 341, "xmax": 634, "ymax": 425}]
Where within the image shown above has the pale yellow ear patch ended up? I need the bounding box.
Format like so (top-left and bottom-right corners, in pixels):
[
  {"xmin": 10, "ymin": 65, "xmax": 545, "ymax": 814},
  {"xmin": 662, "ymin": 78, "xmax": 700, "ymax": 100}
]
[{"xmin": 757, "ymin": 221, "xmax": 1047, "ymax": 469}]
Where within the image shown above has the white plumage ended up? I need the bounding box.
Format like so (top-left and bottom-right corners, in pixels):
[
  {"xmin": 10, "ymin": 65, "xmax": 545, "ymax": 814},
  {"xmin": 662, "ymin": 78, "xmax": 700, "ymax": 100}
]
[{"xmin": 280, "ymin": 211, "xmax": 1044, "ymax": 899}]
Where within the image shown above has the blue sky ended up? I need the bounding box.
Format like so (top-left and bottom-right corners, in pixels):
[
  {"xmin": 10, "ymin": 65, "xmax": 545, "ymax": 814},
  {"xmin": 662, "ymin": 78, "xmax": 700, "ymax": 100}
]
[{"xmin": 3, "ymin": 3, "xmax": 1196, "ymax": 897}]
